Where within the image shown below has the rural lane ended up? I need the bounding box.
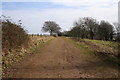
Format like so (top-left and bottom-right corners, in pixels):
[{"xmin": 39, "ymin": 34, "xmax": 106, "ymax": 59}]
[{"xmin": 7, "ymin": 37, "xmax": 118, "ymax": 78}]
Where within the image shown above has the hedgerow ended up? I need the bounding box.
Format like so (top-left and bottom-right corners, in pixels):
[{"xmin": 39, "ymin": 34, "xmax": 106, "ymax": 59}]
[{"xmin": 1, "ymin": 16, "xmax": 29, "ymax": 52}]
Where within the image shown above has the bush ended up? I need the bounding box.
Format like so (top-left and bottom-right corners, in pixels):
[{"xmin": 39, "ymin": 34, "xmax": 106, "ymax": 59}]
[{"xmin": 2, "ymin": 17, "xmax": 29, "ymax": 52}]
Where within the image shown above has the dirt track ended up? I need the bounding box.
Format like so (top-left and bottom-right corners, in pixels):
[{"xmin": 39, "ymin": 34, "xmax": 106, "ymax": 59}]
[{"xmin": 7, "ymin": 37, "xmax": 118, "ymax": 78}]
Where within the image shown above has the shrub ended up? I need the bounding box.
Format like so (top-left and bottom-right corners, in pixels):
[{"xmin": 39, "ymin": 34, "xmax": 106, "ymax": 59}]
[{"xmin": 1, "ymin": 16, "xmax": 29, "ymax": 52}]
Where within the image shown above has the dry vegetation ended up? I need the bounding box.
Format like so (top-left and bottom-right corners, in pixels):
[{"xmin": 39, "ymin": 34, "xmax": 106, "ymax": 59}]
[
  {"xmin": 2, "ymin": 20, "xmax": 29, "ymax": 53},
  {"xmin": 70, "ymin": 37, "xmax": 120, "ymax": 67},
  {"xmin": 2, "ymin": 35, "xmax": 54, "ymax": 77},
  {"xmin": 1, "ymin": 16, "xmax": 54, "ymax": 77},
  {"xmin": 2, "ymin": 35, "xmax": 53, "ymax": 68},
  {"xmin": 1, "ymin": 15, "xmax": 119, "ymax": 78}
]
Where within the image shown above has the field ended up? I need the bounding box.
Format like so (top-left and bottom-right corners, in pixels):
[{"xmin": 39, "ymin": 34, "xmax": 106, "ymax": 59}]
[{"xmin": 3, "ymin": 36, "xmax": 119, "ymax": 78}]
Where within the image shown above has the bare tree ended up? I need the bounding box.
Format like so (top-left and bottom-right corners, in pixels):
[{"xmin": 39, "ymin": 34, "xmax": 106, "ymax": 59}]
[
  {"xmin": 113, "ymin": 22, "xmax": 120, "ymax": 32},
  {"xmin": 66, "ymin": 17, "xmax": 114, "ymax": 41},
  {"xmin": 73, "ymin": 19, "xmax": 88, "ymax": 39},
  {"xmin": 70, "ymin": 17, "xmax": 98, "ymax": 39},
  {"xmin": 113, "ymin": 22, "xmax": 120, "ymax": 41},
  {"xmin": 42, "ymin": 21, "xmax": 61, "ymax": 36},
  {"xmin": 98, "ymin": 20, "xmax": 114, "ymax": 41},
  {"xmin": 83, "ymin": 17, "xmax": 99, "ymax": 39}
]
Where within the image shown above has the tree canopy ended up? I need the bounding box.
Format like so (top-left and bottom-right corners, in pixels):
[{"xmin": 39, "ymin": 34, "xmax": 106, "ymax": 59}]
[
  {"xmin": 42, "ymin": 21, "xmax": 61, "ymax": 36},
  {"xmin": 64, "ymin": 17, "xmax": 114, "ymax": 41}
]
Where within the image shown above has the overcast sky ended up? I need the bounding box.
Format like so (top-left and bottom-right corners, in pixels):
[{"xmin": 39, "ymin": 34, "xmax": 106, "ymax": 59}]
[{"xmin": 2, "ymin": 0, "xmax": 119, "ymax": 34}]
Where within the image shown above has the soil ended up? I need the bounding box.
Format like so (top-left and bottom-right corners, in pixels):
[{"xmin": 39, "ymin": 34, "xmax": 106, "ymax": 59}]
[{"xmin": 5, "ymin": 37, "xmax": 119, "ymax": 78}]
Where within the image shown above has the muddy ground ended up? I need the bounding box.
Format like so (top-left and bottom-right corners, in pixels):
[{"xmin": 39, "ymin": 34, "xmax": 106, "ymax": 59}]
[{"xmin": 5, "ymin": 37, "xmax": 119, "ymax": 78}]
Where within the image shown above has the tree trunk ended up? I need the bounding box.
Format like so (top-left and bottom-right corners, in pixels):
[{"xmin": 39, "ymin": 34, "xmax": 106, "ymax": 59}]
[{"xmin": 50, "ymin": 31, "xmax": 53, "ymax": 36}]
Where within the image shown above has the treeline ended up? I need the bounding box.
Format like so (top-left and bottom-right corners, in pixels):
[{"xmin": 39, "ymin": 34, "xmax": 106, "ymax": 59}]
[
  {"xmin": 1, "ymin": 15, "xmax": 29, "ymax": 52},
  {"xmin": 62, "ymin": 17, "xmax": 120, "ymax": 41}
]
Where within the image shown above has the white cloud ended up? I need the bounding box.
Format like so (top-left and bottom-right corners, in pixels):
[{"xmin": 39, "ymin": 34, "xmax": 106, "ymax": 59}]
[
  {"xmin": 2, "ymin": 0, "xmax": 119, "ymax": 34},
  {"xmin": 51, "ymin": 0, "xmax": 119, "ymax": 7},
  {"xmin": 1, "ymin": 0, "xmax": 50, "ymax": 2},
  {"xmin": 119, "ymin": 1, "xmax": 120, "ymax": 24},
  {"xmin": 3, "ymin": 6, "xmax": 118, "ymax": 34}
]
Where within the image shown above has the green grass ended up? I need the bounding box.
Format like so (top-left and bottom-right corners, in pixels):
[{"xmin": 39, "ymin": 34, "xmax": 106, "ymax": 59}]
[
  {"xmin": 63, "ymin": 37, "xmax": 94, "ymax": 55},
  {"xmin": 84, "ymin": 39, "xmax": 119, "ymax": 50},
  {"xmin": 63, "ymin": 37, "xmax": 119, "ymax": 67},
  {"xmin": 84, "ymin": 39, "xmax": 120, "ymax": 67}
]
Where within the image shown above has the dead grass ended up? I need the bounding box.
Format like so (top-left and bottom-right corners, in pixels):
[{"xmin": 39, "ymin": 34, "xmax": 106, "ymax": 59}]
[{"xmin": 2, "ymin": 36, "xmax": 54, "ymax": 73}]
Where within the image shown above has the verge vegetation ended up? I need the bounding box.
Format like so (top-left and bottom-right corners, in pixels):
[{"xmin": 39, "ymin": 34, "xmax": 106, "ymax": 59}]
[
  {"xmin": 1, "ymin": 16, "xmax": 54, "ymax": 76},
  {"xmin": 63, "ymin": 37, "xmax": 120, "ymax": 67}
]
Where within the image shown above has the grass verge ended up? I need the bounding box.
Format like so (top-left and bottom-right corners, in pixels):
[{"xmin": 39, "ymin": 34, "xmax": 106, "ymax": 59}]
[
  {"xmin": 62, "ymin": 37, "xmax": 94, "ymax": 55},
  {"xmin": 2, "ymin": 37, "xmax": 54, "ymax": 72},
  {"xmin": 84, "ymin": 39, "xmax": 119, "ymax": 53},
  {"xmin": 63, "ymin": 37, "xmax": 119, "ymax": 67}
]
